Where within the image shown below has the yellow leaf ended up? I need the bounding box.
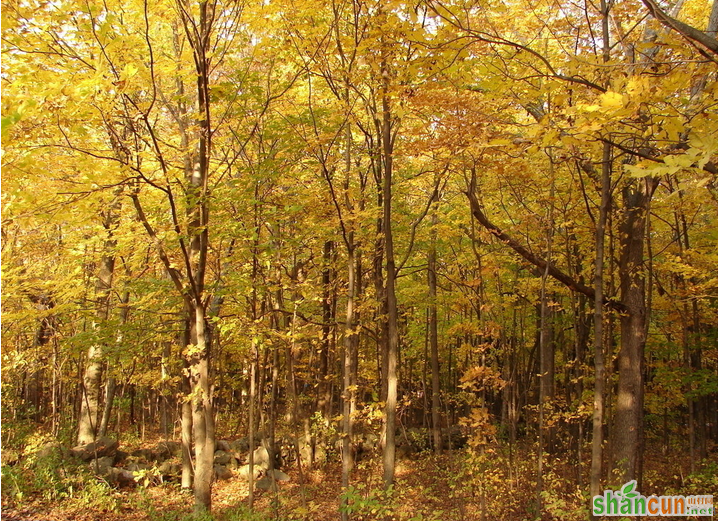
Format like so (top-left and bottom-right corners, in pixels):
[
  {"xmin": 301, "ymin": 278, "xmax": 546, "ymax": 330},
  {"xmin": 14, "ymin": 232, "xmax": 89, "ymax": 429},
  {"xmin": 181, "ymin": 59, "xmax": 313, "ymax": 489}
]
[{"xmin": 599, "ymin": 91, "xmax": 625, "ymax": 109}]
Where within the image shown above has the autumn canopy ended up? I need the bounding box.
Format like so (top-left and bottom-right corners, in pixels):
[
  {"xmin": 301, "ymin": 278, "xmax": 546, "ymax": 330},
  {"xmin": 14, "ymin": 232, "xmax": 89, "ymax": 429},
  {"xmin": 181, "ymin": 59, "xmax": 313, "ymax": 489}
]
[{"xmin": 2, "ymin": 0, "xmax": 717, "ymax": 519}]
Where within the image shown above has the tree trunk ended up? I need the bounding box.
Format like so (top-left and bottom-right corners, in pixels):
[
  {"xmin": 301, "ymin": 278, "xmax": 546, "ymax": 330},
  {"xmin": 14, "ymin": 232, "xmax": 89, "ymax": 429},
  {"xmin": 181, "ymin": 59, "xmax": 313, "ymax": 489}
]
[
  {"xmin": 537, "ymin": 169, "xmax": 555, "ymax": 512},
  {"xmin": 97, "ymin": 377, "xmax": 116, "ymax": 438},
  {"xmin": 380, "ymin": 35, "xmax": 399, "ymax": 488},
  {"xmin": 611, "ymin": 177, "xmax": 657, "ymax": 485},
  {"xmin": 181, "ymin": 370, "xmax": 194, "ymax": 490},
  {"xmin": 190, "ymin": 302, "xmax": 215, "ymax": 513},
  {"xmin": 78, "ymin": 239, "xmax": 115, "ymax": 445},
  {"xmin": 428, "ymin": 193, "xmax": 442, "ymax": 454},
  {"xmin": 590, "ymin": 141, "xmax": 612, "ymax": 503},
  {"xmin": 248, "ymin": 337, "xmax": 258, "ymax": 509},
  {"xmin": 98, "ymin": 291, "xmax": 130, "ymax": 438},
  {"xmin": 319, "ymin": 241, "xmax": 334, "ymax": 419},
  {"xmin": 341, "ymin": 244, "xmax": 357, "ymax": 521}
]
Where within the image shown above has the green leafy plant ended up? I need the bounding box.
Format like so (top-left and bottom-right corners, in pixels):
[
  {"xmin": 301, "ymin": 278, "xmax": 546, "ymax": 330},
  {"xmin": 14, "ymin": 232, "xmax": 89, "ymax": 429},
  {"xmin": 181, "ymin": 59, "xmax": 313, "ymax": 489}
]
[
  {"xmin": 340, "ymin": 483, "xmax": 397, "ymax": 520},
  {"xmin": 134, "ymin": 465, "xmax": 163, "ymax": 488}
]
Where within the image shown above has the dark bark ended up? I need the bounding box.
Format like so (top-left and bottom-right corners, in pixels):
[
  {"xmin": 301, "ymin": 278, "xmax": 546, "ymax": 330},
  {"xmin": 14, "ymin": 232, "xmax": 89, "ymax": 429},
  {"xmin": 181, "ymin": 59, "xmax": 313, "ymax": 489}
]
[
  {"xmin": 465, "ymin": 176, "xmax": 623, "ymax": 311},
  {"xmin": 611, "ymin": 177, "xmax": 658, "ymax": 485},
  {"xmin": 319, "ymin": 241, "xmax": 333, "ymax": 418},
  {"xmin": 380, "ymin": 38, "xmax": 399, "ymax": 489},
  {"xmin": 428, "ymin": 193, "xmax": 442, "ymax": 454},
  {"xmin": 590, "ymin": 141, "xmax": 612, "ymax": 503},
  {"xmin": 641, "ymin": 0, "xmax": 718, "ymax": 56}
]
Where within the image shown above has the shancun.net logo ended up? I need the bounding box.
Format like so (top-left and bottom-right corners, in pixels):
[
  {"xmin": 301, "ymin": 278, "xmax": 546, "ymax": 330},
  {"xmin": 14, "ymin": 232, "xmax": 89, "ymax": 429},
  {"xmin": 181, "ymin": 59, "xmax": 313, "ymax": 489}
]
[{"xmin": 593, "ymin": 480, "xmax": 713, "ymax": 517}]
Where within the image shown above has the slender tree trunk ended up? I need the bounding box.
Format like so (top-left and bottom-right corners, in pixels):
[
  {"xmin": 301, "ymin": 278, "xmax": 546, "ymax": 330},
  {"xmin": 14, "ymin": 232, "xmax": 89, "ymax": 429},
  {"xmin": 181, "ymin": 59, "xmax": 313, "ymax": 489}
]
[
  {"xmin": 374, "ymin": 191, "xmax": 388, "ymax": 404},
  {"xmin": 591, "ymin": 141, "xmax": 611, "ymax": 503},
  {"xmin": 537, "ymin": 170, "xmax": 555, "ymax": 513},
  {"xmin": 181, "ymin": 371, "xmax": 194, "ymax": 490},
  {"xmin": 248, "ymin": 338, "xmax": 258, "ymax": 509},
  {"xmin": 51, "ymin": 339, "xmax": 59, "ymax": 435},
  {"xmin": 428, "ymin": 192, "xmax": 442, "ymax": 454},
  {"xmin": 97, "ymin": 378, "xmax": 116, "ymax": 438},
  {"xmin": 98, "ymin": 291, "xmax": 130, "ymax": 438},
  {"xmin": 319, "ymin": 241, "xmax": 333, "ymax": 418},
  {"xmin": 341, "ymin": 244, "xmax": 357, "ymax": 521},
  {"xmin": 248, "ymin": 200, "xmax": 261, "ymax": 510},
  {"xmin": 380, "ymin": 38, "xmax": 399, "ymax": 489}
]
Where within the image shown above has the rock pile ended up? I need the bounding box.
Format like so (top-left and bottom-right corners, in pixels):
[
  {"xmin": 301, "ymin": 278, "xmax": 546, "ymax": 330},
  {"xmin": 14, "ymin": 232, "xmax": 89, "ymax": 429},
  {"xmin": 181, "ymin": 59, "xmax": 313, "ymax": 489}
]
[{"xmin": 68, "ymin": 436, "xmax": 292, "ymax": 489}]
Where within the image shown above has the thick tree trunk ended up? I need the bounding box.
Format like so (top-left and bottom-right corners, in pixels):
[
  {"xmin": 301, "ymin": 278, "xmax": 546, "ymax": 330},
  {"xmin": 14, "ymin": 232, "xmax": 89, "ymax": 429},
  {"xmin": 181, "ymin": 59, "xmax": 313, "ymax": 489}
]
[
  {"xmin": 78, "ymin": 343, "xmax": 103, "ymax": 445},
  {"xmin": 78, "ymin": 246, "xmax": 115, "ymax": 445},
  {"xmin": 190, "ymin": 302, "xmax": 215, "ymax": 513},
  {"xmin": 611, "ymin": 177, "xmax": 657, "ymax": 485}
]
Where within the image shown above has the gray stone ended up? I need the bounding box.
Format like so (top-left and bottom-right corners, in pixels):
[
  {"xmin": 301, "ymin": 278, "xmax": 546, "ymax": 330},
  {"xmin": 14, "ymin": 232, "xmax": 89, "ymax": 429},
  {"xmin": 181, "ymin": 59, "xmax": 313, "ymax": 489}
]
[
  {"xmin": 298, "ymin": 438, "xmax": 312, "ymax": 466},
  {"xmin": 106, "ymin": 467, "xmax": 136, "ymax": 486},
  {"xmin": 270, "ymin": 469, "xmax": 290, "ymax": 481},
  {"xmin": 37, "ymin": 441, "xmax": 62, "ymax": 460},
  {"xmin": 70, "ymin": 436, "xmax": 119, "ymax": 462},
  {"xmin": 237, "ymin": 464, "xmax": 262, "ymax": 481},
  {"xmin": 126, "ymin": 462, "xmax": 150, "ymax": 473},
  {"xmin": 252, "ymin": 446, "xmax": 271, "ymax": 470},
  {"xmin": 130, "ymin": 448, "xmax": 158, "ymax": 462},
  {"xmin": 214, "ymin": 465, "xmax": 233, "ymax": 481},
  {"xmin": 114, "ymin": 450, "xmax": 129, "ymax": 464},
  {"xmin": 361, "ymin": 433, "xmax": 379, "ymax": 452},
  {"xmin": 158, "ymin": 460, "xmax": 181, "ymax": 476},
  {"xmin": 214, "ymin": 450, "xmax": 232, "ymax": 465},
  {"xmin": 90, "ymin": 456, "xmax": 115, "ymax": 475},
  {"xmin": 255, "ymin": 476, "xmax": 273, "ymax": 491},
  {"xmin": 215, "ymin": 440, "xmax": 231, "ymax": 452},
  {"xmin": 230, "ymin": 438, "xmax": 249, "ymax": 453},
  {"xmin": 156, "ymin": 441, "xmax": 182, "ymax": 459}
]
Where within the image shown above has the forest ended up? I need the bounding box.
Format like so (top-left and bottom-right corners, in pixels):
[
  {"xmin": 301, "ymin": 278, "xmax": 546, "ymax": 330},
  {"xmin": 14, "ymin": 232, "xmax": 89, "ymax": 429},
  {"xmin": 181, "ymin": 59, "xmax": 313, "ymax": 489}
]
[{"xmin": 1, "ymin": 0, "xmax": 717, "ymax": 519}]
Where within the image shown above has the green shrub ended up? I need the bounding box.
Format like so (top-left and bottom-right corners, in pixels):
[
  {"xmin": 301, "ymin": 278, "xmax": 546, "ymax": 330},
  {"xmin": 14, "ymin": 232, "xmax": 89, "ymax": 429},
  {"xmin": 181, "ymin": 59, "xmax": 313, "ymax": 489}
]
[
  {"xmin": 1, "ymin": 431, "xmax": 118, "ymax": 513},
  {"xmin": 340, "ymin": 483, "xmax": 396, "ymax": 520}
]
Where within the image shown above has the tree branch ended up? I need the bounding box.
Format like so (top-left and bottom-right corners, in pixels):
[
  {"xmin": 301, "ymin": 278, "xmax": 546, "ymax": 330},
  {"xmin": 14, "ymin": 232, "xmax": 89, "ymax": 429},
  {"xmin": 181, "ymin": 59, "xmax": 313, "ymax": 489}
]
[
  {"xmin": 641, "ymin": 0, "xmax": 718, "ymax": 56},
  {"xmin": 465, "ymin": 175, "xmax": 625, "ymax": 311}
]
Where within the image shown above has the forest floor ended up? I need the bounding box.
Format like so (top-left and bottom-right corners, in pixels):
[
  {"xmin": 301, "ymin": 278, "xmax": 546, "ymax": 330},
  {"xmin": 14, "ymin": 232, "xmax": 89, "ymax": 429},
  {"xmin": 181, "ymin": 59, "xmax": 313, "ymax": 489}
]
[{"xmin": 2, "ymin": 438, "xmax": 717, "ymax": 521}]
